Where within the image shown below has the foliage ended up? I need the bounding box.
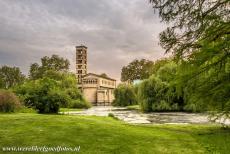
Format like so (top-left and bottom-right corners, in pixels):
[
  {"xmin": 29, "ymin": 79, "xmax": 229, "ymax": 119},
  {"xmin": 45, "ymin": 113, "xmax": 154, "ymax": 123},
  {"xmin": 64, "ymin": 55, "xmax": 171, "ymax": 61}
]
[
  {"xmin": 14, "ymin": 72, "xmax": 89, "ymax": 113},
  {"xmin": 112, "ymin": 84, "xmax": 137, "ymax": 107},
  {"xmin": 0, "ymin": 65, "xmax": 25, "ymax": 89},
  {"xmin": 100, "ymin": 73, "xmax": 108, "ymax": 78},
  {"xmin": 138, "ymin": 61, "xmax": 184, "ymax": 112},
  {"xmin": 14, "ymin": 78, "xmax": 61, "ymax": 113},
  {"xmin": 138, "ymin": 75, "xmax": 168, "ymax": 112},
  {"xmin": 0, "ymin": 90, "xmax": 21, "ymax": 112},
  {"xmin": 149, "ymin": 0, "xmax": 229, "ymax": 57},
  {"xmin": 150, "ymin": 58, "xmax": 171, "ymax": 75},
  {"xmin": 150, "ymin": 0, "xmax": 230, "ymax": 118},
  {"xmin": 69, "ymin": 99, "xmax": 90, "ymax": 109},
  {"xmin": 121, "ymin": 59, "xmax": 154, "ymax": 82},
  {"xmin": 18, "ymin": 106, "xmax": 37, "ymax": 113},
  {"xmin": 156, "ymin": 62, "xmax": 177, "ymax": 82},
  {"xmin": 29, "ymin": 55, "xmax": 70, "ymax": 80},
  {"xmin": 152, "ymin": 100, "xmax": 171, "ymax": 111}
]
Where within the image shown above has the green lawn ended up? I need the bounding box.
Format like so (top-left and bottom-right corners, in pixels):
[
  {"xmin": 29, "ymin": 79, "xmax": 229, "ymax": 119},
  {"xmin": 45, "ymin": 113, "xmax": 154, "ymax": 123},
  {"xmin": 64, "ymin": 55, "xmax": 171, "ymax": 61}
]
[
  {"xmin": 126, "ymin": 105, "xmax": 140, "ymax": 111},
  {"xmin": 0, "ymin": 113, "xmax": 229, "ymax": 154}
]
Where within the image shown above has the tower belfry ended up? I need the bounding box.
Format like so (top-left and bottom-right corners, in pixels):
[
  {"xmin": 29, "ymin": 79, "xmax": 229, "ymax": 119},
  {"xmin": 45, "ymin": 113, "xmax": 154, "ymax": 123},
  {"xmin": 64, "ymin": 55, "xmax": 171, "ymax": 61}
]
[{"xmin": 76, "ymin": 45, "xmax": 87, "ymax": 84}]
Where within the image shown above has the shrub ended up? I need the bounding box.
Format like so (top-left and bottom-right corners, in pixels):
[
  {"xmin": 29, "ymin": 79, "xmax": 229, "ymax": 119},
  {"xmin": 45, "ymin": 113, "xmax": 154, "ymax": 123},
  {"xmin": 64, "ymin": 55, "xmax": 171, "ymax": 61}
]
[
  {"xmin": 19, "ymin": 106, "xmax": 36, "ymax": 113},
  {"xmin": 69, "ymin": 99, "xmax": 90, "ymax": 109},
  {"xmin": 14, "ymin": 78, "xmax": 61, "ymax": 113},
  {"xmin": 14, "ymin": 71, "xmax": 91, "ymax": 113},
  {"xmin": 112, "ymin": 84, "xmax": 137, "ymax": 107},
  {"xmin": 108, "ymin": 113, "xmax": 119, "ymax": 120},
  {"xmin": 65, "ymin": 88, "xmax": 84, "ymax": 101},
  {"xmin": 171, "ymin": 103, "xmax": 179, "ymax": 111},
  {"xmin": 183, "ymin": 103, "xmax": 203, "ymax": 112},
  {"xmin": 152, "ymin": 100, "xmax": 171, "ymax": 111},
  {"xmin": 0, "ymin": 90, "xmax": 21, "ymax": 112},
  {"xmin": 108, "ymin": 113, "xmax": 115, "ymax": 117}
]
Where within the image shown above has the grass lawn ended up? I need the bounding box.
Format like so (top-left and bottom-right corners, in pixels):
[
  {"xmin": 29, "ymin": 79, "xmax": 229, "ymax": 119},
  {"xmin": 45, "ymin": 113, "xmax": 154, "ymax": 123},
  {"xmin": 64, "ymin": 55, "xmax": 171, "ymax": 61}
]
[
  {"xmin": 0, "ymin": 113, "xmax": 229, "ymax": 154},
  {"xmin": 126, "ymin": 105, "xmax": 140, "ymax": 111}
]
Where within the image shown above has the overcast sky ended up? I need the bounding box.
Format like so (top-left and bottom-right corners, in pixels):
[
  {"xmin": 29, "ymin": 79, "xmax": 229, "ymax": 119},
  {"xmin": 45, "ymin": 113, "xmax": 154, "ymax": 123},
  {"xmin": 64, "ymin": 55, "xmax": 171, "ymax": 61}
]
[{"xmin": 0, "ymin": 0, "xmax": 167, "ymax": 81}]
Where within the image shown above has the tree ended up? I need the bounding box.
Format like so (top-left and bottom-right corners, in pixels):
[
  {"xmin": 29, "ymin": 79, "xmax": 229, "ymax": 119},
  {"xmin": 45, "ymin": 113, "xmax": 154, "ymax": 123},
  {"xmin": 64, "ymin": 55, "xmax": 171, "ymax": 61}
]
[
  {"xmin": 156, "ymin": 62, "xmax": 177, "ymax": 82},
  {"xmin": 138, "ymin": 75, "xmax": 168, "ymax": 112},
  {"xmin": 29, "ymin": 63, "xmax": 42, "ymax": 80},
  {"xmin": 15, "ymin": 77, "xmax": 62, "ymax": 113},
  {"xmin": 0, "ymin": 66, "xmax": 25, "ymax": 89},
  {"xmin": 14, "ymin": 71, "xmax": 90, "ymax": 113},
  {"xmin": 100, "ymin": 73, "xmax": 108, "ymax": 78},
  {"xmin": 29, "ymin": 55, "xmax": 70, "ymax": 80},
  {"xmin": 112, "ymin": 84, "xmax": 137, "ymax": 107},
  {"xmin": 150, "ymin": 58, "xmax": 171, "ymax": 75},
  {"xmin": 150, "ymin": 0, "xmax": 229, "ymax": 58},
  {"xmin": 138, "ymin": 62, "xmax": 183, "ymax": 112},
  {"xmin": 121, "ymin": 59, "xmax": 154, "ymax": 82},
  {"xmin": 0, "ymin": 89, "xmax": 21, "ymax": 112},
  {"xmin": 150, "ymin": 0, "xmax": 230, "ymax": 120}
]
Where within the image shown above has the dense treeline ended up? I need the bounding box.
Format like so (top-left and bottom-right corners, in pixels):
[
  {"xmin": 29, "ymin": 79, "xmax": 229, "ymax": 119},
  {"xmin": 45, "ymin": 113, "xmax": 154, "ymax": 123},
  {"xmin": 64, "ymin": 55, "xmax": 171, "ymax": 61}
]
[
  {"xmin": 0, "ymin": 55, "xmax": 90, "ymax": 113},
  {"xmin": 114, "ymin": 0, "xmax": 229, "ymax": 122},
  {"xmin": 138, "ymin": 61, "xmax": 184, "ymax": 112},
  {"xmin": 115, "ymin": 56, "xmax": 229, "ymax": 114},
  {"xmin": 149, "ymin": 0, "xmax": 230, "ymax": 119},
  {"xmin": 0, "ymin": 66, "xmax": 25, "ymax": 89},
  {"xmin": 114, "ymin": 59, "xmax": 186, "ymax": 112}
]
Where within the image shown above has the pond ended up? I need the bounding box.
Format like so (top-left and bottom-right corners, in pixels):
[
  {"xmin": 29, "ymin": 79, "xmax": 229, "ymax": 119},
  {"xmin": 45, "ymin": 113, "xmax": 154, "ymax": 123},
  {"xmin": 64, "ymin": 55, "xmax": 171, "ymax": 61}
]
[{"xmin": 63, "ymin": 106, "xmax": 230, "ymax": 125}]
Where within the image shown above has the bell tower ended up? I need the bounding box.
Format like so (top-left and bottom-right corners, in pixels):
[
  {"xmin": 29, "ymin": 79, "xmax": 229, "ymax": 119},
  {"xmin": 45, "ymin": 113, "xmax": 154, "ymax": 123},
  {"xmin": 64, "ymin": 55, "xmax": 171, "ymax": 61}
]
[{"xmin": 76, "ymin": 45, "xmax": 87, "ymax": 84}]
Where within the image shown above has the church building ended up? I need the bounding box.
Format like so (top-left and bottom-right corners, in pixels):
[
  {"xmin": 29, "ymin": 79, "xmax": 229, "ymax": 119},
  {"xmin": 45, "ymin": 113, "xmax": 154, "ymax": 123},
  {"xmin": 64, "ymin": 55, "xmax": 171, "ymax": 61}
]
[{"xmin": 76, "ymin": 45, "xmax": 116, "ymax": 105}]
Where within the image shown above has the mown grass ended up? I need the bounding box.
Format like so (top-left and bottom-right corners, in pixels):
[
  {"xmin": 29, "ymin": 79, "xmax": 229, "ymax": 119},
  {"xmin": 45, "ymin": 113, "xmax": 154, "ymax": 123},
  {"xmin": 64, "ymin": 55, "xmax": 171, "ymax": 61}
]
[
  {"xmin": 0, "ymin": 113, "xmax": 229, "ymax": 154},
  {"xmin": 126, "ymin": 105, "xmax": 140, "ymax": 111}
]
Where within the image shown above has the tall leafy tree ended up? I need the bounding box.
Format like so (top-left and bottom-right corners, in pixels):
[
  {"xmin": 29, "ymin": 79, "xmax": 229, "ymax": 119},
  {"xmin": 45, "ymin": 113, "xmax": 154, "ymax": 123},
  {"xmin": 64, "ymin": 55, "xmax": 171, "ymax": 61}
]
[
  {"xmin": 113, "ymin": 84, "xmax": 137, "ymax": 107},
  {"xmin": 150, "ymin": 58, "xmax": 171, "ymax": 75},
  {"xmin": 0, "ymin": 66, "xmax": 25, "ymax": 89},
  {"xmin": 150, "ymin": 0, "xmax": 229, "ymax": 57},
  {"xmin": 100, "ymin": 73, "xmax": 108, "ymax": 78},
  {"xmin": 121, "ymin": 59, "xmax": 154, "ymax": 82},
  {"xmin": 150, "ymin": 0, "xmax": 230, "ymax": 119},
  {"xmin": 29, "ymin": 55, "xmax": 70, "ymax": 80}
]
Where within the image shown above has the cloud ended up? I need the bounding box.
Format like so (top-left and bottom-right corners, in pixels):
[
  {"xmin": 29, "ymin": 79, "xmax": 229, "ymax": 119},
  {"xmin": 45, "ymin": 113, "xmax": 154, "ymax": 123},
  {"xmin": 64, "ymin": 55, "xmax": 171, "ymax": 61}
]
[{"xmin": 0, "ymin": 0, "xmax": 166, "ymax": 81}]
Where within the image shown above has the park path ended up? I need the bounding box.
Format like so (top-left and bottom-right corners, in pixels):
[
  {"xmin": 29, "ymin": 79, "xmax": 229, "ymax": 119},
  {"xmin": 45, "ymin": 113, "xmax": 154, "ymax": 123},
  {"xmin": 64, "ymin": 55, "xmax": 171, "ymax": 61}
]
[{"xmin": 63, "ymin": 106, "xmax": 230, "ymax": 125}]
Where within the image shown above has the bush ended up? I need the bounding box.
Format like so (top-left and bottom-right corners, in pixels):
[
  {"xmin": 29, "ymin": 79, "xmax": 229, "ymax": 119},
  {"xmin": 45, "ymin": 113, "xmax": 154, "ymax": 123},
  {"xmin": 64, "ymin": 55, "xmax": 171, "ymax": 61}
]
[
  {"xmin": 69, "ymin": 99, "xmax": 90, "ymax": 109},
  {"xmin": 14, "ymin": 72, "xmax": 91, "ymax": 113},
  {"xmin": 64, "ymin": 88, "xmax": 90, "ymax": 108},
  {"xmin": 183, "ymin": 103, "xmax": 203, "ymax": 112},
  {"xmin": 14, "ymin": 78, "xmax": 61, "ymax": 113},
  {"xmin": 108, "ymin": 113, "xmax": 119, "ymax": 120},
  {"xmin": 112, "ymin": 84, "xmax": 137, "ymax": 107},
  {"xmin": 18, "ymin": 106, "xmax": 36, "ymax": 113},
  {"xmin": 152, "ymin": 100, "xmax": 171, "ymax": 111},
  {"xmin": 0, "ymin": 90, "xmax": 21, "ymax": 112}
]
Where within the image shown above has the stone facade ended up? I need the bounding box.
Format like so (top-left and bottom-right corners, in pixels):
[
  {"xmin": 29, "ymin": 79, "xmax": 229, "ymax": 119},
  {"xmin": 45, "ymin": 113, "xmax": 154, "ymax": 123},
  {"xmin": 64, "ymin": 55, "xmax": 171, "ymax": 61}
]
[
  {"xmin": 76, "ymin": 45, "xmax": 116, "ymax": 105},
  {"xmin": 81, "ymin": 73, "xmax": 116, "ymax": 105}
]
